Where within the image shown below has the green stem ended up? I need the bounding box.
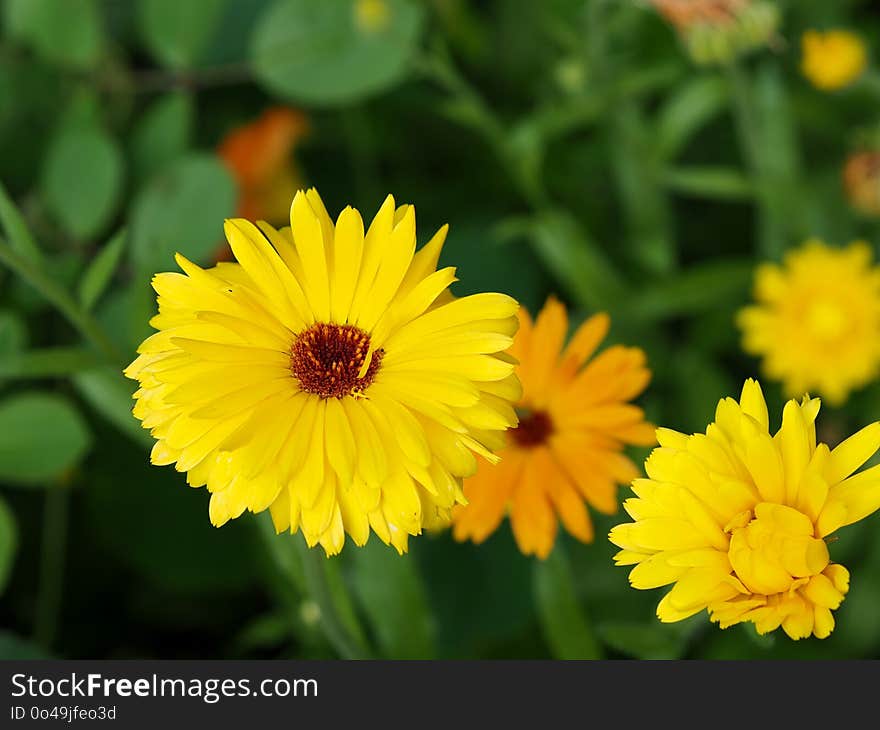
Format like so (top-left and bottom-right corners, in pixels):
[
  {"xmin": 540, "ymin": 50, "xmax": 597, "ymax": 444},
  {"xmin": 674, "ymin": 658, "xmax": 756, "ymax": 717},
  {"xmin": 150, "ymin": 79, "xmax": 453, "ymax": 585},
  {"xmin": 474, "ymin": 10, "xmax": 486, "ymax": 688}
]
[
  {"xmin": 34, "ymin": 482, "xmax": 70, "ymax": 651},
  {"xmin": 726, "ymin": 62, "xmax": 762, "ymax": 171},
  {"xmin": 296, "ymin": 541, "xmax": 367, "ymax": 660},
  {"xmin": 257, "ymin": 515, "xmax": 367, "ymax": 659},
  {"xmin": 0, "ymin": 240, "xmax": 123, "ymax": 364},
  {"xmin": 0, "ymin": 347, "xmax": 101, "ymax": 379},
  {"xmin": 726, "ymin": 62, "xmax": 784, "ymax": 259},
  {"xmin": 414, "ymin": 47, "xmax": 547, "ymax": 208}
]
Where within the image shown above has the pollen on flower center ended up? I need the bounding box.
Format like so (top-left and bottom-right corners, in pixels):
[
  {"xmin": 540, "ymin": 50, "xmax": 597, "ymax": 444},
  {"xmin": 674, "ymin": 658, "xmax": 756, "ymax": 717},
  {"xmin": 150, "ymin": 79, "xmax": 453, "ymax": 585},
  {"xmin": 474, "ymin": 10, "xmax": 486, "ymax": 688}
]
[
  {"xmin": 727, "ymin": 502, "xmax": 829, "ymax": 596},
  {"xmin": 510, "ymin": 409, "xmax": 554, "ymax": 448},
  {"xmin": 290, "ymin": 322, "xmax": 384, "ymax": 399}
]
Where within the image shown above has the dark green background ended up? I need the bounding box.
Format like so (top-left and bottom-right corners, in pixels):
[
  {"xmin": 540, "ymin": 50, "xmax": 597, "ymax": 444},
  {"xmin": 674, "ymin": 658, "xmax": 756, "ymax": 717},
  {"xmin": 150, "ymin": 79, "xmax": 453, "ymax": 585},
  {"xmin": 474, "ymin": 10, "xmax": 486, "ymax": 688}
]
[{"xmin": 2, "ymin": 0, "xmax": 880, "ymax": 660}]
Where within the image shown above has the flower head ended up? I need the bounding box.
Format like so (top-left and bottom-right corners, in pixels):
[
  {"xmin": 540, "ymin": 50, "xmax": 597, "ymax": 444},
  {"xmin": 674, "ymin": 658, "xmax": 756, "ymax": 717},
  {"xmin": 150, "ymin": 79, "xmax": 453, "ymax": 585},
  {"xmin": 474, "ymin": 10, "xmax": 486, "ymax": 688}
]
[
  {"xmin": 801, "ymin": 30, "xmax": 867, "ymax": 91},
  {"xmin": 652, "ymin": 0, "xmax": 779, "ymax": 66},
  {"xmin": 124, "ymin": 189, "xmax": 520, "ymax": 555},
  {"xmin": 452, "ymin": 297, "xmax": 654, "ymax": 558},
  {"xmin": 355, "ymin": 0, "xmax": 390, "ymax": 34},
  {"xmin": 737, "ymin": 239, "xmax": 880, "ymax": 405},
  {"xmin": 843, "ymin": 149, "xmax": 880, "ymax": 217},
  {"xmin": 610, "ymin": 379, "xmax": 880, "ymax": 640},
  {"xmin": 218, "ymin": 107, "xmax": 308, "ymax": 226}
]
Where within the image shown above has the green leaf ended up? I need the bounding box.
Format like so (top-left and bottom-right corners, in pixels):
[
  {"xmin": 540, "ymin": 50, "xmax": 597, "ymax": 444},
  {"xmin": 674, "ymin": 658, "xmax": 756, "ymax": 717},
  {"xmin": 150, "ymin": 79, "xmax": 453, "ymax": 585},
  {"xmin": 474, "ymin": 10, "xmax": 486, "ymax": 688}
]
[
  {"xmin": 130, "ymin": 155, "xmax": 235, "ymax": 273},
  {"xmin": 4, "ymin": 0, "xmax": 104, "ymax": 70},
  {"xmin": 230, "ymin": 610, "xmax": 298, "ymax": 655},
  {"xmin": 81, "ymin": 432, "xmax": 260, "ymax": 596},
  {"xmin": 323, "ymin": 557, "xmax": 369, "ymax": 652},
  {"xmin": 251, "ymin": 0, "xmax": 424, "ymax": 106},
  {"xmin": 609, "ymin": 103, "xmax": 675, "ymax": 274},
  {"xmin": 624, "ymin": 259, "xmax": 753, "ymax": 322},
  {"xmin": 752, "ymin": 61, "xmax": 805, "ymax": 255},
  {"xmin": 439, "ymin": 222, "xmax": 551, "ymax": 315},
  {"xmin": 668, "ymin": 350, "xmax": 736, "ymax": 433},
  {"xmin": 598, "ymin": 620, "xmax": 685, "ymax": 659},
  {"xmin": 0, "ymin": 392, "xmax": 91, "ymax": 486},
  {"xmin": 0, "ymin": 631, "xmax": 51, "ymax": 659},
  {"xmin": 662, "ymin": 166, "xmax": 754, "ymax": 200},
  {"xmin": 349, "ymin": 540, "xmax": 435, "ymax": 658},
  {"xmin": 0, "ymin": 310, "xmax": 28, "ymax": 355},
  {"xmin": 514, "ymin": 210, "xmax": 628, "ymax": 314},
  {"xmin": 78, "ymin": 229, "xmax": 127, "ymax": 311},
  {"xmin": 41, "ymin": 126, "xmax": 124, "ymax": 240},
  {"xmin": 130, "ymin": 93, "xmax": 194, "ymax": 184},
  {"xmin": 0, "ymin": 347, "xmax": 101, "ymax": 379},
  {"xmin": 655, "ymin": 75, "xmax": 728, "ymax": 162},
  {"xmin": 533, "ymin": 546, "xmax": 602, "ymax": 659},
  {"xmin": 0, "ymin": 180, "xmax": 42, "ymax": 262},
  {"xmin": 138, "ymin": 0, "xmax": 228, "ymax": 69},
  {"xmin": 72, "ymin": 369, "xmax": 152, "ymax": 448},
  {"xmin": 0, "ymin": 495, "xmax": 17, "ymax": 596}
]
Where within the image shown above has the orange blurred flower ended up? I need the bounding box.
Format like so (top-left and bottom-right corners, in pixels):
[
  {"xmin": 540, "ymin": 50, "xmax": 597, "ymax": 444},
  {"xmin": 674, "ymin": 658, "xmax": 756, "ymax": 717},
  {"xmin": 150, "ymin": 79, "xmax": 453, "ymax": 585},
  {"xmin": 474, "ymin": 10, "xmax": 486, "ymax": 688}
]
[
  {"xmin": 843, "ymin": 150, "xmax": 880, "ymax": 217},
  {"xmin": 651, "ymin": 0, "xmax": 779, "ymax": 65},
  {"xmin": 652, "ymin": 0, "xmax": 747, "ymax": 29},
  {"xmin": 452, "ymin": 296, "xmax": 655, "ymax": 559},
  {"xmin": 218, "ymin": 107, "xmax": 309, "ymax": 227}
]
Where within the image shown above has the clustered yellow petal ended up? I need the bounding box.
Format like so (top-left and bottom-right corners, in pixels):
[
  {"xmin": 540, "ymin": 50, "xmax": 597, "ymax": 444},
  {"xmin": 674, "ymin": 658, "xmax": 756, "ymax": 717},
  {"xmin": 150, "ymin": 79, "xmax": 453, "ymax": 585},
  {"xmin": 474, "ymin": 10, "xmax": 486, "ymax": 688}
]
[
  {"xmin": 453, "ymin": 296, "xmax": 654, "ymax": 558},
  {"xmin": 801, "ymin": 29, "xmax": 867, "ymax": 91},
  {"xmin": 737, "ymin": 239, "xmax": 880, "ymax": 405},
  {"xmin": 610, "ymin": 379, "xmax": 880, "ymax": 640},
  {"xmin": 125, "ymin": 189, "xmax": 520, "ymax": 555}
]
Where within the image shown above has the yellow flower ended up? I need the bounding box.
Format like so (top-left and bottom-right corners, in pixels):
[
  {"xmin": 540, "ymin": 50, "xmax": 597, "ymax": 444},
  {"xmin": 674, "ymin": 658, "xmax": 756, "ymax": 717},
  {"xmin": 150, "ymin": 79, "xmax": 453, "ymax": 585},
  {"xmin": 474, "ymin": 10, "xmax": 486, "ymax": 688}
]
[
  {"xmin": 452, "ymin": 297, "xmax": 655, "ymax": 559},
  {"xmin": 124, "ymin": 189, "xmax": 520, "ymax": 555},
  {"xmin": 610, "ymin": 379, "xmax": 880, "ymax": 640},
  {"xmin": 355, "ymin": 0, "xmax": 390, "ymax": 33},
  {"xmin": 801, "ymin": 30, "xmax": 867, "ymax": 91},
  {"xmin": 737, "ymin": 239, "xmax": 880, "ymax": 405}
]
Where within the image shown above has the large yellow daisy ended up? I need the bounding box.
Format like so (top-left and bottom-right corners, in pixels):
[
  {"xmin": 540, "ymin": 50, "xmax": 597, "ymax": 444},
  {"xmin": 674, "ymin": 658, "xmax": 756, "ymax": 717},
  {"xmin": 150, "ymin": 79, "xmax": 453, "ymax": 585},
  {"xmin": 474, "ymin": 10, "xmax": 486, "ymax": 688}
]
[
  {"xmin": 124, "ymin": 189, "xmax": 520, "ymax": 555},
  {"xmin": 610, "ymin": 379, "xmax": 880, "ymax": 640},
  {"xmin": 737, "ymin": 239, "xmax": 880, "ymax": 405},
  {"xmin": 452, "ymin": 296, "xmax": 655, "ymax": 558}
]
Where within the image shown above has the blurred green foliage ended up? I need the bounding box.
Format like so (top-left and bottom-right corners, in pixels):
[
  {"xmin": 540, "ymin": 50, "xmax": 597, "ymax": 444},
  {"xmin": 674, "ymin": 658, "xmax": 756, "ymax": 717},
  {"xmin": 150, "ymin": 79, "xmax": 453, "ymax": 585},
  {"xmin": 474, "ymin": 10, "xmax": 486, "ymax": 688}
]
[{"xmin": 1, "ymin": 0, "xmax": 880, "ymax": 660}]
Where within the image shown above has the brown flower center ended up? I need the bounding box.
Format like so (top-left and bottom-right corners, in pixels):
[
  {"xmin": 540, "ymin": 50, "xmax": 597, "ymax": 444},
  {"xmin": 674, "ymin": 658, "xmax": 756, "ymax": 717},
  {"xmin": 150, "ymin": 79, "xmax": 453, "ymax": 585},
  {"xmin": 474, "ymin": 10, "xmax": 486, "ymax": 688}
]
[
  {"xmin": 290, "ymin": 322, "xmax": 383, "ymax": 399},
  {"xmin": 510, "ymin": 409, "xmax": 554, "ymax": 448}
]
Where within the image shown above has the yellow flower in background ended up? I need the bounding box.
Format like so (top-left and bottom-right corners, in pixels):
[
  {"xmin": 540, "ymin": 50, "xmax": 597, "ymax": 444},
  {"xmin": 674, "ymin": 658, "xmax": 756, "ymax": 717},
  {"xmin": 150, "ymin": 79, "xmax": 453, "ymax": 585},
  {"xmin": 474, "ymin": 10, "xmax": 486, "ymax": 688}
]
[
  {"xmin": 737, "ymin": 239, "xmax": 880, "ymax": 405},
  {"xmin": 452, "ymin": 297, "xmax": 655, "ymax": 559},
  {"xmin": 218, "ymin": 107, "xmax": 309, "ymax": 227},
  {"xmin": 801, "ymin": 30, "xmax": 867, "ymax": 91},
  {"xmin": 610, "ymin": 379, "xmax": 880, "ymax": 640},
  {"xmin": 355, "ymin": 0, "xmax": 390, "ymax": 33},
  {"xmin": 125, "ymin": 189, "xmax": 520, "ymax": 555}
]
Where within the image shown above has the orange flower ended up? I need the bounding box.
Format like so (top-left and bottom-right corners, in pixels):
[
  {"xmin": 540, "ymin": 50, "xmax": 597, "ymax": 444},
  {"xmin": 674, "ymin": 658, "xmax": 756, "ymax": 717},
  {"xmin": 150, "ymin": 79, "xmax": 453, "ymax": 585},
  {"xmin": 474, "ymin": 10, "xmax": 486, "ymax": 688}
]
[
  {"xmin": 218, "ymin": 107, "xmax": 308, "ymax": 226},
  {"xmin": 452, "ymin": 296, "xmax": 655, "ymax": 558},
  {"xmin": 843, "ymin": 150, "xmax": 880, "ymax": 217},
  {"xmin": 652, "ymin": 0, "xmax": 747, "ymax": 30}
]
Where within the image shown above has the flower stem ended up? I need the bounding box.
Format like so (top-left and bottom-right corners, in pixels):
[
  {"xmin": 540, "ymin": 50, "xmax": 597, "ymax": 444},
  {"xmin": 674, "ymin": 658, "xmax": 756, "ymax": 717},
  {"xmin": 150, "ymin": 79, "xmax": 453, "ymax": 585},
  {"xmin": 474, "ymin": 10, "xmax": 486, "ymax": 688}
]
[
  {"xmin": 257, "ymin": 514, "xmax": 368, "ymax": 659},
  {"xmin": 0, "ymin": 239, "xmax": 123, "ymax": 364},
  {"xmin": 726, "ymin": 62, "xmax": 786, "ymax": 260},
  {"xmin": 726, "ymin": 62, "xmax": 762, "ymax": 171},
  {"xmin": 34, "ymin": 481, "xmax": 70, "ymax": 652},
  {"xmin": 296, "ymin": 542, "xmax": 368, "ymax": 660}
]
